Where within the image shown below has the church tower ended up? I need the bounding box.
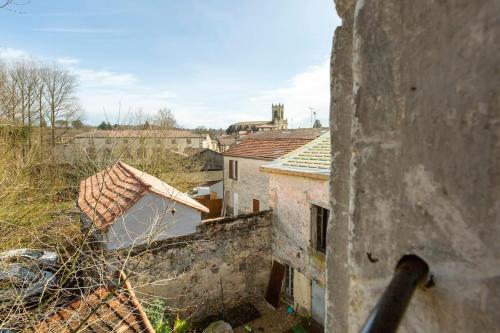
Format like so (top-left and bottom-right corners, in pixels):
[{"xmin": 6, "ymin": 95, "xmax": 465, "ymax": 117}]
[{"xmin": 271, "ymin": 104, "xmax": 288, "ymax": 130}]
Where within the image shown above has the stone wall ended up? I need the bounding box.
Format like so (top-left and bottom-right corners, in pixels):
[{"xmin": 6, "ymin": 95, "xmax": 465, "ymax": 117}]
[
  {"xmin": 120, "ymin": 211, "xmax": 272, "ymax": 320},
  {"xmin": 327, "ymin": 1, "xmax": 500, "ymax": 332}
]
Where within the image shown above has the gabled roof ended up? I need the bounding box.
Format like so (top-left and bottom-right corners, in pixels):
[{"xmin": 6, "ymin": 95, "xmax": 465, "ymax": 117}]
[
  {"xmin": 223, "ymin": 138, "xmax": 313, "ymax": 161},
  {"xmin": 78, "ymin": 161, "xmax": 208, "ymax": 231},
  {"xmin": 26, "ymin": 275, "xmax": 154, "ymax": 333},
  {"xmin": 75, "ymin": 130, "xmax": 203, "ymax": 139},
  {"xmin": 223, "ymin": 129, "xmax": 326, "ymax": 161},
  {"xmin": 260, "ymin": 131, "xmax": 331, "ymax": 179}
]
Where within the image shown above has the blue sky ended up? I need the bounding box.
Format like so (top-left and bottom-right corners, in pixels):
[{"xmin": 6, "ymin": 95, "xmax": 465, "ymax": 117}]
[{"xmin": 0, "ymin": 1, "xmax": 340, "ymax": 128}]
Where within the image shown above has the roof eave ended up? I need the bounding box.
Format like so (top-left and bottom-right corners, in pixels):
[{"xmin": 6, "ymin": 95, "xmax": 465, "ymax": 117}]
[{"xmin": 260, "ymin": 165, "xmax": 330, "ymax": 180}]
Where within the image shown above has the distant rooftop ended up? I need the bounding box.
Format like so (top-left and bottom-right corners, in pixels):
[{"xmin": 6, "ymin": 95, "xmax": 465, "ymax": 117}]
[
  {"xmin": 223, "ymin": 128, "xmax": 326, "ymax": 161},
  {"xmin": 75, "ymin": 129, "xmax": 203, "ymax": 138},
  {"xmin": 261, "ymin": 131, "xmax": 331, "ymax": 179}
]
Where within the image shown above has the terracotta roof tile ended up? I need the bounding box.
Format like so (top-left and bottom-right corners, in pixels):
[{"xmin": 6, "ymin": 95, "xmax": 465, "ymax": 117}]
[
  {"xmin": 223, "ymin": 138, "xmax": 314, "ymax": 161},
  {"xmin": 78, "ymin": 161, "xmax": 209, "ymax": 231},
  {"xmin": 25, "ymin": 276, "xmax": 154, "ymax": 333}
]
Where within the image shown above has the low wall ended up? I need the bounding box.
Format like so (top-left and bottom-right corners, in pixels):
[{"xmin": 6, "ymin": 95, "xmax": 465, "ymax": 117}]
[{"xmin": 120, "ymin": 210, "xmax": 273, "ymax": 320}]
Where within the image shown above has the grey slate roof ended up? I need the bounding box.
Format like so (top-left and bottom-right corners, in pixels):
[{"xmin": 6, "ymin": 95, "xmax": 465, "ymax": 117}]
[{"xmin": 260, "ymin": 131, "xmax": 331, "ymax": 179}]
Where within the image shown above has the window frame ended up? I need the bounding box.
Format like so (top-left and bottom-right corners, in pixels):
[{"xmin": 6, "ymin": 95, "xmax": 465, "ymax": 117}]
[
  {"xmin": 311, "ymin": 204, "xmax": 329, "ymax": 254},
  {"xmin": 228, "ymin": 159, "xmax": 238, "ymax": 180},
  {"xmin": 284, "ymin": 263, "xmax": 294, "ymax": 297}
]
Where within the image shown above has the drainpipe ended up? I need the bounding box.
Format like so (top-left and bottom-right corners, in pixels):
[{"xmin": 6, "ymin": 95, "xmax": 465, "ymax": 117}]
[{"xmin": 359, "ymin": 255, "xmax": 429, "ymax": 333}]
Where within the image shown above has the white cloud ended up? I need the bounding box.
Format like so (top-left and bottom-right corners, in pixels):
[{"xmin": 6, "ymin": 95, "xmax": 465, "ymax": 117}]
[
  {"xmin": 56, "ymin": 57, "xmax": 80, "ymax": 66},
  {"xmin": 74, "ymin": 69, "xmax": 136, "ymax": 87},
  {"xmin": 34, "ymin": 28, "xmax": 116, "ymax": 34},
  {"xmin": 250, "ymin": 60, "xmax": 330, "ymax": 128},
  {"xmin": 0, "ymin": 47, "xmax": 30, "ymax": 62}
]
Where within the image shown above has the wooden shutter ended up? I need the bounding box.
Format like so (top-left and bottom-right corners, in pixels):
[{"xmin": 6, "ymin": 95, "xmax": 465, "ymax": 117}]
[
  {"xmin": 310, "ymin": 205, "xmax": 317, "ymax": 249},
  {"xmin": 235, "ymin": 161, "xmax": 238, "ymax": 180},
  {"xmin": 253, "ymin": 199, "xmax": 260, "ymax": 212},
  {"xmin": 265, "ymin": 260, "xmax": 285, "ymax": 307},
  {"xmin": 229, "ymin": 160, "xmax": 234, "ymax": 179}
]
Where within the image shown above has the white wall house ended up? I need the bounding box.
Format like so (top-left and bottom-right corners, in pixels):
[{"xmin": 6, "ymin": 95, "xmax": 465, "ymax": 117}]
[
  {"xmin": 223, "ymin": 131, "xmax": 323, "ymax": 216},
  {"xmin": 78, "ymin": 161, "xmax": 209, "ymax": 250},
  {"xmin": 260, "ymin": 132, "xmax": 331, "ymax": 326}
]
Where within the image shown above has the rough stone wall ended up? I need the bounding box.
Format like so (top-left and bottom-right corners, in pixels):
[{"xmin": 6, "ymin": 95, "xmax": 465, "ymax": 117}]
[
  {"xmin": 327, "ymin": 1, "xmax": 500, "ymax": 332},
  {"xmin": 121, "ymin": 211, "xmax": 272, "ymax": 320},
  {"xmin": 269, "ymin": 173, "xmax": 328, "ymax": 285}
]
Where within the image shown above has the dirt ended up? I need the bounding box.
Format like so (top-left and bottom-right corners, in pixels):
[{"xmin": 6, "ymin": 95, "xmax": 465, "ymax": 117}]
[{"xmin": 193, "ymin": 303, "xmax": 261, "ymax": 332}]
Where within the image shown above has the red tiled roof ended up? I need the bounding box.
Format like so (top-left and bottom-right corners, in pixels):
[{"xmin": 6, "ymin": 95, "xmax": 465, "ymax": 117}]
[
  {"xmin": 78, "ymin": 161, "xmax": 208, "ymax": 231},
  {"xmin": 26, "ymin": 275, "xmax": 155, "ymax": 333},
  {"xmin": 223, "ymin": 138, "xmax": 314, "ymax": 161}
]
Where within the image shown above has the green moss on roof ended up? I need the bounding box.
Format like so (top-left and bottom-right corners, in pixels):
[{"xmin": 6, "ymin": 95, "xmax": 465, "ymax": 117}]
[{"xmin": 261, "ymin": 132, "xmax": 331, "ymax": 177}]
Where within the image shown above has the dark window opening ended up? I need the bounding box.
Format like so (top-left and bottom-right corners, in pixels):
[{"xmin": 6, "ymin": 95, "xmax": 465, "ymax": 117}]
[
  {"xmin": 312, "ymin": 205, "xmax": 329, "ymax": 253},
  {"xmin": 284, "ymin": 263, "xmax": 294, "ymax": 297}
]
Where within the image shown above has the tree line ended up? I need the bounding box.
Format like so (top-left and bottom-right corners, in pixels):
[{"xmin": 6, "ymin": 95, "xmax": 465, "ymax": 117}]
[{"xmin": 0, "ymin": 59, "xmax": 81, "ymax": 160}]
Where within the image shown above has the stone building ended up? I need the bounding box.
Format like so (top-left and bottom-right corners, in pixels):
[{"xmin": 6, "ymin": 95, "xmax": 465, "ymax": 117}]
[
  {"xmin": 78, "ymin": 161, "xmax": 208, "ymax": 250},
  {"xmin": 326, "ymin": 1, "xmax": 500, "ymax": 332},
  {"xmin": 225, "ymin": 104, "xmax": 288, "ymax": 134},
  {"xmin": 223, "ymin": 129, "xmax": 325, "ymax": 216},
  {"xmin": 71, "ymin": 129, "xmax": 215, "ymax": 161},
  {"xmin": 261, "ymin": 131, "xmax": 330, "ymax": 326}
]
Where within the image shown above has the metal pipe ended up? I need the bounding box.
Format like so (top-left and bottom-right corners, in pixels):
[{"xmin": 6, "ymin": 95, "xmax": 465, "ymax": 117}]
[{"xmin": 359, "ymin": 255, "xmax": 429, "ymax": 333}]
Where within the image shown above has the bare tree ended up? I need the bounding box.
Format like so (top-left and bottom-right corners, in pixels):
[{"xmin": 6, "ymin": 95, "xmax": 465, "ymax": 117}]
[
  {"xmin": 42, "ymin": 64, "xmax": 78, "ymax": 161},
  {"xmin": 0, "ymin": 0, "xmax": 14, "ymax": 9},
  {"xmin": 156, "ymin": 107, "xmax": 178, "ymax": 129}
]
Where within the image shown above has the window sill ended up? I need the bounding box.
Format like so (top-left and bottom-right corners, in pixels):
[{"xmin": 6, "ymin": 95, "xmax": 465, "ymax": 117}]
[{"xmin": 309, "ymin": 249, "xmax": 326, "ymax": 268}]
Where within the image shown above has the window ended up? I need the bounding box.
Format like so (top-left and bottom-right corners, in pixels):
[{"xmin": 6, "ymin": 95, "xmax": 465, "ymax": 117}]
[
  {"xmin": 253, "ymin": 199, "xmax": 260, "ymax": 212},
  {"xmin": 284, "ymin": 264, "xmax": 294, "ymax": 297},
  {"xmin": 311, "ymin": 205, "xmax": 329, "ymax": 253},
  {"xmin": 228, "ymin": 160, "xmax": 238, "ymax": 180},
  {"xmin": 187, "ymin": 138, "xmax": 192, "ymax": 144},
  {"xmin": 171, "ymin": 139, "xmax": 177, "ymax": 144}
]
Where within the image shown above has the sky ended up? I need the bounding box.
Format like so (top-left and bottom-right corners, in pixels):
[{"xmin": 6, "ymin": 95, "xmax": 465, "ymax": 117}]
[{"xmin": 0, "ymin": 1, "xmax": 340, "ymax": 129}]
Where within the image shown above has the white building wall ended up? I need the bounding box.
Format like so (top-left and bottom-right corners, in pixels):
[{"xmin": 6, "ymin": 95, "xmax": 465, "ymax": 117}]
[
  {"xmin": 223, "ymin": 156, "xmax": 270, "ymax": 215},
  {"xmin": 209, "ymin": 181, "xmax": 223, "ymax": 199},
  {"xmin": 104, "ymin": 193, "xmax": 201, "ymax": 250}
]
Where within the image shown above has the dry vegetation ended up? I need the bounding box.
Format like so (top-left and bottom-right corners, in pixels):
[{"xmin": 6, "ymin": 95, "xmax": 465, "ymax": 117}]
[{"xmin": 0, "ymin": 59, "xmax": 211, "ymax": 330}]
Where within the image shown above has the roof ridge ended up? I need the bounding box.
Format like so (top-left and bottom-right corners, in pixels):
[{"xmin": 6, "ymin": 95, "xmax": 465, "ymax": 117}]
[{"xmin": 117, "ymin": 161, "xmax": 151, "ymax": 190}]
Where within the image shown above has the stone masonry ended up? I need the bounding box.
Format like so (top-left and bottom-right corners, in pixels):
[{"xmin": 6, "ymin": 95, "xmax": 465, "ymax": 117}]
[
  {"xmin": 327, "ymin": 1, "xmax": 500, "ymax": 332},
  {"xmin": 119, "ymin": 211, "xmax": 272, "ymax": 320}
]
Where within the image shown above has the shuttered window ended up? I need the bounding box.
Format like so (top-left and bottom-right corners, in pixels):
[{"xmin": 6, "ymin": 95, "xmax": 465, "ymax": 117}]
[{"xmin": 229, "ymin": 160, "xmax": 238, "ymax": 180}]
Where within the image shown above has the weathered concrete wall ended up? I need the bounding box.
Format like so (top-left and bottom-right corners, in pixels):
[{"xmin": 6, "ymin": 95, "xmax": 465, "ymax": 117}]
[
  {"xmin": 269, "ymin": 173, "xmax": 328, "ymax": 284},
  {"xmin": 327, "ymin": 1, "xmax": 500, "ymax": 332},
  {"xmin": 224, "ymin": 156, "xmax": 270, "ymax": 215},
  {"xmin": 268, "ymin": 172, "xmax": 329, "ymax": 314},
  {"xmin": 121, "ymin": 211, "xmax": 272, "ymax": 320}
]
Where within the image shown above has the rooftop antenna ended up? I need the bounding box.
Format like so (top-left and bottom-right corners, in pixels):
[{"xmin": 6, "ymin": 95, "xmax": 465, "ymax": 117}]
[{"xmin": 309, "ymin": 107, "xmax": 317, "ymax": 127}]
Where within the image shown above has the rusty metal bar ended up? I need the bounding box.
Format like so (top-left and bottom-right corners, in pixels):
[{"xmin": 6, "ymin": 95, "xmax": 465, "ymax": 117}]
[{"xmin": 359, "ymin": 255, "xmax": 429, "ymax": 333}]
